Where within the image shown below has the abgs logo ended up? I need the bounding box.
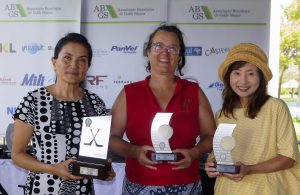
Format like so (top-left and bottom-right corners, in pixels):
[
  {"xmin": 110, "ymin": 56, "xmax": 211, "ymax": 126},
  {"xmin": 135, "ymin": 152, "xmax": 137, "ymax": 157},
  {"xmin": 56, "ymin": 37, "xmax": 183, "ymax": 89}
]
[
  {"xmin": 94, "ymin": 5, "xmax": 118, "ymax": 19},
  {"xmin": 188, "ymin": 5, "xmax": 213, "ymax": 20},
  {"xmin": 4, "ymin": 4, "xmax": 28, "ymax": 17}
]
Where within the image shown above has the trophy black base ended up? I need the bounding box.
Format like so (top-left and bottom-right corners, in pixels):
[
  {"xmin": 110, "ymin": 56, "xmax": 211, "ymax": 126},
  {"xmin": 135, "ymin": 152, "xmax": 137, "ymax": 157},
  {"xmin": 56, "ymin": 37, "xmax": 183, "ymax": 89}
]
[
  {"xmin": 151, "ymin": 152, "xmax": 177, "ymax": 161},
  {"xmin": 216, "ymin": 164, "xmax": 240, "ymax": 174},
  {"xmin": 70, "ymin": 161, "xmax": 111, "ymax": 180}
]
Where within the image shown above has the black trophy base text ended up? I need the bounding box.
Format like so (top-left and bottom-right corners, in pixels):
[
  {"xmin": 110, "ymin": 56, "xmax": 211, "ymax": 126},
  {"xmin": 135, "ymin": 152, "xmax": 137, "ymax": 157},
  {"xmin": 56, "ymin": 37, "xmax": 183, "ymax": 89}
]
[
  {"xmin": 151, "ymin": 152, "xmax": 177, "ymax": 162},
  {"xmin": 70, "ymin": 161, "xmax": 111, "ymax": 180},
  {"xmin": 216, "ymin": 164, "xmax": 240, "ymax": 174}
]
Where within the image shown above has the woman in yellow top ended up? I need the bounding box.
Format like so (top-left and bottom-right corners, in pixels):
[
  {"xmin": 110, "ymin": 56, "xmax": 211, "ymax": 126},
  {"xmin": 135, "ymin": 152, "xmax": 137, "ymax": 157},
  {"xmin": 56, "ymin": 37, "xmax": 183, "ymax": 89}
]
[{"xmin": 205, "ymin": 43, "xmax": 300, "ymax": 195}]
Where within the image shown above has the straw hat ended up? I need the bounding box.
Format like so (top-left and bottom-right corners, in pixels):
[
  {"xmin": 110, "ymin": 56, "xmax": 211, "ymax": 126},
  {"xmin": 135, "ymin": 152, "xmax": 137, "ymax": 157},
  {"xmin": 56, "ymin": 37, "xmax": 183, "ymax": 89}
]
[{"xmin": 218, "ymin": 43, "xmax": 273, "ymax": 83}]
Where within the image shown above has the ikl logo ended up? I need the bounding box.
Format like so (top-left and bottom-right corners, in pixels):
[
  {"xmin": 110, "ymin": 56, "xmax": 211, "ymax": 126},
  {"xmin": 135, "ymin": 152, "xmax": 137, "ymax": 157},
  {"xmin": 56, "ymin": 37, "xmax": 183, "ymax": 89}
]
[
  {"xmin": 4, "ymin": 4, "xmax": 28, "ymax": 17},
  {"xmin": 188, "ymin": 5, "xmax": 213, "ymax": 20},
  {"xmin": 94, "ymin": 5, "xmax": 118, "ymax": 19},
  {"xmin": 0, "ymin": 43, "xmax": 16, "ymax": 53}
]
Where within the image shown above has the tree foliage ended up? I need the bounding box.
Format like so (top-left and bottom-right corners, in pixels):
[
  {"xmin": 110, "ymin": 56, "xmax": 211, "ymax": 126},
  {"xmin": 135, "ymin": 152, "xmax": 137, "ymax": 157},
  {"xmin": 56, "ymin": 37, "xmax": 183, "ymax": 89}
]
[{"xmin": 279, "ymin": 0, "xmax": 300, "ymax": 97}]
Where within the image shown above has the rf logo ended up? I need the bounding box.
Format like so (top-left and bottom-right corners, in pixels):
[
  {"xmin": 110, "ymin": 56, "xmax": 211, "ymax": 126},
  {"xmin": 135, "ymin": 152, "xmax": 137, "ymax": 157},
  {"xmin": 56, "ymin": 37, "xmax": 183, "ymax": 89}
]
[{"xmin": 86, "ymin": 75, "xmax": 107, "ymax": 85}]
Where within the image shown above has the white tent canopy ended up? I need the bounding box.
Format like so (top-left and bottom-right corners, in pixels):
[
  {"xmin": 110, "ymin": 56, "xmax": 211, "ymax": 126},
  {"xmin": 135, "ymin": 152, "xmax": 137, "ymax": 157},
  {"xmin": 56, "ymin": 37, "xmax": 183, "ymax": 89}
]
[{"xmin": 281, "ymin": 79, "xmax": 299, "ymax": 88}]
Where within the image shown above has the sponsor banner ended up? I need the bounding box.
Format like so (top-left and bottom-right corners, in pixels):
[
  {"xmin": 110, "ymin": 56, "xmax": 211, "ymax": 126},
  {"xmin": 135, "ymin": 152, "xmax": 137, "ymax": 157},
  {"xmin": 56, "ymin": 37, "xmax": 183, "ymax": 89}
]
[
  {"xmin": 0, "ymin": 0, "xmax": 81, "ymax": 21},
  {"xmin": 0, "ymin": 0, "xmax": 80, "ymax": 135},
  {"xmin": 169, "ymin": 0, "xmax": 269, "ymax": 24},
  {"xmin": 81, "ymin": 0, "xmax": 167, "ymax": 22},
  {"xmin": 81, "ymin": 0, "xmax": 167, "ymax": 108}
]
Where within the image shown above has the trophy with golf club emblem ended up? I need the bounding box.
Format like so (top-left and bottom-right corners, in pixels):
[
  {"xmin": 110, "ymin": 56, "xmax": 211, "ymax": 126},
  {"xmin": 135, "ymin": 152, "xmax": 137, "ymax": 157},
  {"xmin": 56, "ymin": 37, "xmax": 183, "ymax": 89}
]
[{"xmin": 70, "ymin": 116, "xmax": 111, "ymax": 179}]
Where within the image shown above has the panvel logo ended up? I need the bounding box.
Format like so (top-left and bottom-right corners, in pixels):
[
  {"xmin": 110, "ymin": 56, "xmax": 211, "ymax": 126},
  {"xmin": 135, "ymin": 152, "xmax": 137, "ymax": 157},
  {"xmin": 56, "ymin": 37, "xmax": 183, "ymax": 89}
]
[
  {"xmin": 94, "ymin": 5, "xmax": 118, "ymax": 19},
  {"xmin": 205, "ymin": 47, "xmax": 229, "ymax": 56},
  {"xmin": 21, "ymin": 74, "xmax": 45, "ymax": 86},
  {"xmin": 185, "ymin": 47, "xmax": 202, "ymax": 56},
  {"xmin": 7, "ymin": 107, "xmax": 17, "ymax": 115},
  {"xmin": 22, "ymin": 43, "xmax": 44, "ymax": 54},
  {"xmin": 0, "ymin": 43, "xmax": 16, "ymax": 53},
  {"xmin": 188, "ymin": 5, "xmax": 213, "ymax": 20},
  {"xmin": 111, "ymin": 45, "xmax": 138, "ymax": 54},
  {"xmin": 207, "ymin": 81, "xmax": 224, "ymax": 91},
  {"xmin": 4, "ymin": 4, "xmax": 28, "ymax": 17}
]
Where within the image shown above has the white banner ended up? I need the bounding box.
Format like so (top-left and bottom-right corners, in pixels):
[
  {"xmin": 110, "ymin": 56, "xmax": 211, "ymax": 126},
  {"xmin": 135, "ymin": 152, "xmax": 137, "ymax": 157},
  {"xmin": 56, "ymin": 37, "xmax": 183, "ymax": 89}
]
[
  {"xmin": 0, "ymin": 0, "xmax": 81, "ymax": 135},
  {"xmin": 169, "ymin": 0, "xmax": 270, "ymax": 112},
  {"xmin": 81, "ymin": 0, "xmax": 168, "ymax": 108},
  {"xmin": 0, "ymin": 0, "xmax": 271, "ymax": 136}
]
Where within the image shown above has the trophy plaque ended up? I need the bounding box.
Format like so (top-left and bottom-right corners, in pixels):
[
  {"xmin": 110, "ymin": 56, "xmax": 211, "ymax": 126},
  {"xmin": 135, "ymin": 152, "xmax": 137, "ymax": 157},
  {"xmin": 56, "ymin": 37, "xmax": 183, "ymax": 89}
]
[
  {"xmin": 71, "ymin": 116, "xmax": 111, "ymax": 180},
  {"xmin": 150, "ymin": 112, "xmax": 177, "ymax": 161},
  {"xmin": 213, "ymin": 123, "xmax": 240, "ymax": 174}
]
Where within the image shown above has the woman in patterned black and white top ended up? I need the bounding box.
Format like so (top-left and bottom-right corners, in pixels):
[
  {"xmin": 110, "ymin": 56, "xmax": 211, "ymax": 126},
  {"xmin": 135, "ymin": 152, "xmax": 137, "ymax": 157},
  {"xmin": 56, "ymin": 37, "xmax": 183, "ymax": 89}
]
[{"xmin": 12, "ymin": 33, "xmax": 115, "ymax": 195}]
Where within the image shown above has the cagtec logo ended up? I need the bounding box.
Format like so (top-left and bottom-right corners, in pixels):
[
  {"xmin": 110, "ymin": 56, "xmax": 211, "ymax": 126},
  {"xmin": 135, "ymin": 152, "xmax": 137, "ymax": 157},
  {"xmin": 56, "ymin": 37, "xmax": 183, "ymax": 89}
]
[
  {"xmin": 205, "ymin": 47, "xmax": 229, "ymax": 56},
  {"xmin": 22, "ymin": 43, "xmax": 44, "ymax": 54},
  {"xmin": 188, "ymin": 5, "xmax": 213, "ymax": 20},
  {"xmin": 111, "ymin": 45, "xmax": 137, "ymax": 54},
  {"xmin": 94, "ymin": 5, "xmax": 118, "ymax": 19},
  {"xmin": 207, "ymin": 81, "xmax": 224, "ymax": 91},
  {"xmin": 185, "ymin": 47, "xmax": 202, "ymax": 56},
  {"xmin": 4, "ymin": 4, "xmax": 28, "ymax": 17}
]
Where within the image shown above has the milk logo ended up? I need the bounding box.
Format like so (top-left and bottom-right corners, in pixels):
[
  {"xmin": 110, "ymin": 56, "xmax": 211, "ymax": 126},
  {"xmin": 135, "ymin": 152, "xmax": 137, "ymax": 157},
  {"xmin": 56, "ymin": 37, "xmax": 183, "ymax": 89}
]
[
  {"xmin": 21, "ymin": 74, "xmax": 45, "ymax": 86},
  {"xmin": 188, "ymin": 5, "xmax": 213, "ymax": 20},
  {"xmin": 4, "ymin": 4, "xmax": 28, "ymax": 17},
  {"xmin": 94, "ymin": 5, "xmax": 118, "ymax": 19}
]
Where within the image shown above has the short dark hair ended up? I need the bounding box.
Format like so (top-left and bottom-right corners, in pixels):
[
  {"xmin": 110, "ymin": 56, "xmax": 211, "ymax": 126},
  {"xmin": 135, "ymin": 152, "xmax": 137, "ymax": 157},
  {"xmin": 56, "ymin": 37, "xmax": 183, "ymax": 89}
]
[
  {"xmin": 53, "ymin": 32, "xmax": 93, "ymax": 67},
  {"xmin": 145, "ymin": 24, "xmax": 186, "ymax": 76}
]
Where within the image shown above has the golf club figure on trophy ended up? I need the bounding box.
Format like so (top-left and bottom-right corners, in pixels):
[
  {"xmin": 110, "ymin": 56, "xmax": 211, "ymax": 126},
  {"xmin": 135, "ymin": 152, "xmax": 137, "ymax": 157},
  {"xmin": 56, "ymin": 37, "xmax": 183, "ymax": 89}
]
[{"xmin": 71, "ymin": 116, "xmax": 111, "ymax": 179}]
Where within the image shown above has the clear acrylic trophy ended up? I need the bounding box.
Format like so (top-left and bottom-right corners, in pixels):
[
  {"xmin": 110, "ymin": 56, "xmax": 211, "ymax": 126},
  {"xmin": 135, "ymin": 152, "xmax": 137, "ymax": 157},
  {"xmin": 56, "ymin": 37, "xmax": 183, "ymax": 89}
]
[
  {"xmin": 70, "ymin": 116, "xmax": 111, "ymax": 180},
  {"xmin": 150, "ymin": 113, "xmax": 177, "ymax": 161},
  {"xmin": 213, "ymin": 123, "xmax": 240, "ymax": 173}
]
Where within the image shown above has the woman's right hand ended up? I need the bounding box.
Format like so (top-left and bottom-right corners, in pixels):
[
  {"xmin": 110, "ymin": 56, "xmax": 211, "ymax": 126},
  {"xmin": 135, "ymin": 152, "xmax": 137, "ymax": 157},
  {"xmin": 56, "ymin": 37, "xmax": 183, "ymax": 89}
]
[
  {"xmin": 50, "ymin": 158, "xmax": 83, "ymax": 181},
  {"xmin": 134, "ymin": 145, "xmax": 159, "ymax": 170},
  {"xmin": 204, "ymin": 159, "xmax": 220, "ymax": 178}
]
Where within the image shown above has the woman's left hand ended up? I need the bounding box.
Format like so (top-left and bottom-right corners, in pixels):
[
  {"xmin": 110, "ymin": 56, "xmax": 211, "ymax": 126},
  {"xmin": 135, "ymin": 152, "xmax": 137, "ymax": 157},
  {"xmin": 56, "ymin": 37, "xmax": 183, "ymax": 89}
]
[
  {"xmin": 104, "ymin": 159, "xmax": 116, "ymax": 181},
  {"xmin": 222, "ymin": 162, "xmax": 249, "ymax": 182},
  {"xmin": 168, "ymin": 148, "xmax": 195, "ymax": 169}
]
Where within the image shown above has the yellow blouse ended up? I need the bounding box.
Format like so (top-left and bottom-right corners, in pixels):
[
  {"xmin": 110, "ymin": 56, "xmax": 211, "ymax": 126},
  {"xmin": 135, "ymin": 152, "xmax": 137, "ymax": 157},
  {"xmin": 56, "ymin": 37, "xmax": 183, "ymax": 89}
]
[{"xmin": 213, "ymin": 97, "xmax": 300, "ymax": 195}]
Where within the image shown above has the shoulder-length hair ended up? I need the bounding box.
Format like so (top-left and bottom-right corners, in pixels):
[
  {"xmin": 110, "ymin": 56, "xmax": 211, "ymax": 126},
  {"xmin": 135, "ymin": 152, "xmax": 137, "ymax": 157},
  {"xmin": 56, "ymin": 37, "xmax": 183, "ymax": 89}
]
[{"xmin": 219, "ymin": 61, "xmax": 270, "ymax": 119}]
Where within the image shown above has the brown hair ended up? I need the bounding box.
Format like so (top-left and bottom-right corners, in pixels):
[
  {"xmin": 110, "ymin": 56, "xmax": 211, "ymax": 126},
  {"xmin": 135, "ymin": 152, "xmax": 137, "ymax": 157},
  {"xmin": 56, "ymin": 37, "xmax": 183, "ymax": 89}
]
[{"xmin": 219, "ymin": 61, "xmax": 270, "ymax": 119}]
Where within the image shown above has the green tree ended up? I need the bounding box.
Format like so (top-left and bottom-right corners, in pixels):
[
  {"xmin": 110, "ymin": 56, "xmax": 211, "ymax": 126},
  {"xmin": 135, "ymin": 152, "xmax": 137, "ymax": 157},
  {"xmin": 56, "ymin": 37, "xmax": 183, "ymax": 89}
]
[{"xmin": 279, "ymin": 0, "xmax": 300, "ymax": 98}]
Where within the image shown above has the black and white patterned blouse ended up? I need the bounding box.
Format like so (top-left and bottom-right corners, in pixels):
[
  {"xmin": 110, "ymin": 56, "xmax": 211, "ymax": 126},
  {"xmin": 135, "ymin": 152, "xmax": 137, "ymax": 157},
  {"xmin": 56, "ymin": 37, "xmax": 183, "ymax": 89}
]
[{"xmin": 13, "ymin": 87, "xmax": 106, "ymax": 195}]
